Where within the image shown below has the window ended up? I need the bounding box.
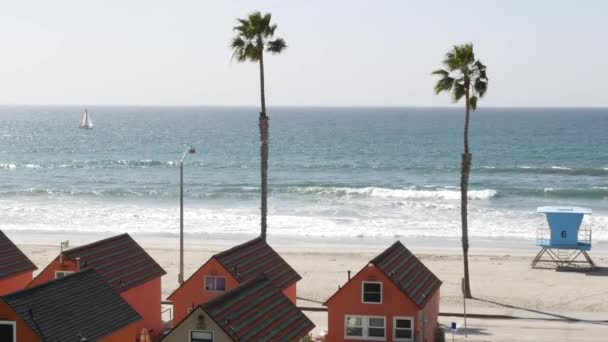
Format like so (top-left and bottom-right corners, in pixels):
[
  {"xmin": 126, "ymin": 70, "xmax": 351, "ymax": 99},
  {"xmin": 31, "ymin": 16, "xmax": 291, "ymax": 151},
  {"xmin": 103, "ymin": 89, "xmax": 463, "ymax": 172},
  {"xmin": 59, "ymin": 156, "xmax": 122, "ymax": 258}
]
[
  {"xmin": 345, "ymin": 316, "xmax": 385, "ymax": 340},
  {"xmin": 394, "ymin": 317, "xmax": 414, "ymax": 341},
  {"xmin": 362, "ymin": 281, "xmax": 382, "ymax": 303},
  {"xmin": 0, "ymin": 321, "xmax": 16, "ymax": 342},
  {"xmin": 204, "ymin": 276, "xmax": 226, "ymax": 292},
  {"xmin": 55, "ymin": 271, "xmax": 75, "ymax": 279},
  {"xmin": 190, "ymin": 330, "xmax": 213, "ymax": 342}
]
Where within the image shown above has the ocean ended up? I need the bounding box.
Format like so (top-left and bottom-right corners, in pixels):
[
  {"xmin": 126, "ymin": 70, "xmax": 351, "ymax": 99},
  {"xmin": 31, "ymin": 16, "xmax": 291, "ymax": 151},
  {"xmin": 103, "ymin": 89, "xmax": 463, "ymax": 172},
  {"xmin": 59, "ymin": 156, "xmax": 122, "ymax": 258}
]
[{"xmin": 0, "ymin": 106, "xmax": 606, "ymax": 241}]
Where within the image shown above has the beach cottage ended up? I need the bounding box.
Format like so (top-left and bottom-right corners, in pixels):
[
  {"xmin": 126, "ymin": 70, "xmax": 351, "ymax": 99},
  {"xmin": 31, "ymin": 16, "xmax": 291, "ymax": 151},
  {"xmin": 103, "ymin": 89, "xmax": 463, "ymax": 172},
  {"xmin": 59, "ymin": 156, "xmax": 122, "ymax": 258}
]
[
  {"xmin": 324, "ymin": 241, "xmax": 442, "ymax": 342},
  {"xmin": 28, "ymin": 233, "xmax": 167, "ymax": 337},
  {"xmin": 0, "ymin": 231, "xmax": 37, "ymax": 296},
  {"xmin": 167, "ymin": 237, "xmax": 301, "ymax": 324},
  {"xmin": 162, "ymin": 275, "xmax": 314, "ymax": 342},
  {"xmin": 0, "ymin": 269, "xmax": 141, "ymax": 342}
]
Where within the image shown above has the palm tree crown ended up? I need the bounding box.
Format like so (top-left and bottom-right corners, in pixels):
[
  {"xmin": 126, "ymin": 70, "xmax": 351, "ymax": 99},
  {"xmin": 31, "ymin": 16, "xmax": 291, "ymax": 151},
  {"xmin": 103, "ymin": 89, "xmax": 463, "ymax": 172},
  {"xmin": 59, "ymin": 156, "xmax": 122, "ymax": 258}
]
[
  {"xmin": 230, "ymin": 11, "xmax": 287, "ymax": 63},
  {"xmin": 432, "ymin": 44, "xmax": 488, "ymax": 111}
]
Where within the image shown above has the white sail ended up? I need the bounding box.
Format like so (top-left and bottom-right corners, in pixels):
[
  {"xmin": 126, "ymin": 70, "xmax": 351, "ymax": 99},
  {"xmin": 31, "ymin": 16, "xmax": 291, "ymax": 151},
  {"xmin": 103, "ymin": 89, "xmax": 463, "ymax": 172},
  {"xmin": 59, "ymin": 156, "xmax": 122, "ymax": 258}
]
[{"xmin": 80, "ymin": 109, "xmax": 94, "ymax": 129}]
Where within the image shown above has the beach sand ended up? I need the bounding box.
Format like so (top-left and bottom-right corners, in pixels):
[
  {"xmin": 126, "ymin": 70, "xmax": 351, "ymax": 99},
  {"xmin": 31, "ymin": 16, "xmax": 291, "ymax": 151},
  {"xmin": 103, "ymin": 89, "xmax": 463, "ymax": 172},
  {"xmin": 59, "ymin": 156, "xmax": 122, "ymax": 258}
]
[{"xmin": 14, "ymin": 233, "xmax": 608, "ymax": 341}]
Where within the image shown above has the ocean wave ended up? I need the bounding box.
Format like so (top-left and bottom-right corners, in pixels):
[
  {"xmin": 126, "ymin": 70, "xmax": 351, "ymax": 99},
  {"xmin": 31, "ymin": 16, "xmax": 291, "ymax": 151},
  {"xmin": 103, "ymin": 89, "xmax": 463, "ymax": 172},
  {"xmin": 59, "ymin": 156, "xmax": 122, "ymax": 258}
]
[
  {"xmin": 0, "ymin": 159, "xmax": 196, "ymax": 170},
  {"xmin": 0, "ymin": 163, "xmax": 16, "ymax": 170},
  {"xmin": 286, "ymin": 186, "xmax": 497, "ymax": 200},
  {"xmin": 540, "ymin": 187, "xmax": 608, "ymax": 199},
  {"xmin": 478, "ymin": 165, "xmax": 608, "ymax": 176}
]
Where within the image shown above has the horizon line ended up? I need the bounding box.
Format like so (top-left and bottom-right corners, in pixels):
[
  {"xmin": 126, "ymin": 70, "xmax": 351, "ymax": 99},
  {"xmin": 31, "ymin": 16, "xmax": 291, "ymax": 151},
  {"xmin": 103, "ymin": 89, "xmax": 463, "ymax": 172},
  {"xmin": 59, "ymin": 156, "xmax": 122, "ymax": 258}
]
[{"xmin": 1, "ymin": 104, "xmax": 607, "ymax": 109}]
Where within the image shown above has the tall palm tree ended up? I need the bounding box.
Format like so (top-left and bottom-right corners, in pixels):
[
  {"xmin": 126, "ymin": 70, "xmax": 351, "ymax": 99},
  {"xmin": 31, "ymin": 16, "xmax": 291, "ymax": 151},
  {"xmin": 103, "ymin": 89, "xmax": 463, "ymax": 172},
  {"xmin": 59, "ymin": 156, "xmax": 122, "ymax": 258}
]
[
  {"xmin": 432, "ymin": 44, "xmax": 488, "ymax": 298},
  {"xmin": 230, "ymin": 11, "xmax": 287, "ymax": 240}
]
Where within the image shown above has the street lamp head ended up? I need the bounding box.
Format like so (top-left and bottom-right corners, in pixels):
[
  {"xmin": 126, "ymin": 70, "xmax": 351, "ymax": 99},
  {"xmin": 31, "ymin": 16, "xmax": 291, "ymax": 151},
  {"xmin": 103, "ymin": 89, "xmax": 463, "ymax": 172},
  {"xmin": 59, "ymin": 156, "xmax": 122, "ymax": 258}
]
[{"xmin": 188, "ymin": 146, "xmax": 196, "ymax": 154}]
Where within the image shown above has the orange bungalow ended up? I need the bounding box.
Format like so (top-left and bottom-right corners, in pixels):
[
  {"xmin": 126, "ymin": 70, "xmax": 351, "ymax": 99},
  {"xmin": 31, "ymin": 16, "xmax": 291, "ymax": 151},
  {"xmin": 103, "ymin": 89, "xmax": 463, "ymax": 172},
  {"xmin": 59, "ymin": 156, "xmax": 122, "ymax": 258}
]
[
  {"xmin": 162, "ymin": 275, "xmax": 315, "ymax": 342},
  {"xmin": 167, "ymin": 237, "xmax": 302, "ymax": 324},
  {"xmin": 324, "ymin": 241, "xmax": 442, "ymax": 342},
  {"xmin": 0, "ymin": 269, "xmax": 141, "ymax": 342},
  {"xmin": 28, "ymin": 233, "xmax": 167, "ymax": 337},
  {"xmin": 0, "ymin": 231, "xmax": 37, "ymax": 296}
]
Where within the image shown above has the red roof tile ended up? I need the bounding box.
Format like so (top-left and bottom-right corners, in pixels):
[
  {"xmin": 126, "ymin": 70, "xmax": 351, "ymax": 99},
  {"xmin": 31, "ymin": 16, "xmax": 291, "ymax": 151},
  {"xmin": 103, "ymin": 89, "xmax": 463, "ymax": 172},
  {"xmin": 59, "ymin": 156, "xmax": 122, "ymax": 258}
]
[
  {"xmin": 0, "ymin": 230, "xmax": 37, "ymax": 279},
  {"xmin": 62, "ymin": 233, "xmax": 166, "ymax": 292}
]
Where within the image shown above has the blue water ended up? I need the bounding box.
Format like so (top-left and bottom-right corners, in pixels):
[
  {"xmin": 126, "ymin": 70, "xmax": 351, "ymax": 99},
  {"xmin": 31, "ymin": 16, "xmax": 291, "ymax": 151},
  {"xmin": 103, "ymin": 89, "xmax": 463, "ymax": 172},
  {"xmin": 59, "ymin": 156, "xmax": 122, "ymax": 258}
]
[{"xmin": 0, "ymin": 106, "xmax": 606, "ymax": 240}]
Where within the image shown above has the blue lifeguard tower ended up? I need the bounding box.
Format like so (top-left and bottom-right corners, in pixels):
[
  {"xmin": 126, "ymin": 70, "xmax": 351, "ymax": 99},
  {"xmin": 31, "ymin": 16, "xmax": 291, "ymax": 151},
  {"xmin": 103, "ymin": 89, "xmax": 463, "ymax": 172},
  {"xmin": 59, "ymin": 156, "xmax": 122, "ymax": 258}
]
[{"xmin": 531, "ymin": 206, "xmax": 596, "ymax": 270}]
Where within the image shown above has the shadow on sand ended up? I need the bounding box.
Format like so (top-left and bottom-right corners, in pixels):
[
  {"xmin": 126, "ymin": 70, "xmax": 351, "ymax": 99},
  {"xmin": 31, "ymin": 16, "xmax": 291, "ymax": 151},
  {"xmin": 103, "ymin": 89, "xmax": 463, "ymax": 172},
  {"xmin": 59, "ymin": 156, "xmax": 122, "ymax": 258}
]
[{"xmin": 472, "ymin": 297, "xmax": 608, "ymax": 326}]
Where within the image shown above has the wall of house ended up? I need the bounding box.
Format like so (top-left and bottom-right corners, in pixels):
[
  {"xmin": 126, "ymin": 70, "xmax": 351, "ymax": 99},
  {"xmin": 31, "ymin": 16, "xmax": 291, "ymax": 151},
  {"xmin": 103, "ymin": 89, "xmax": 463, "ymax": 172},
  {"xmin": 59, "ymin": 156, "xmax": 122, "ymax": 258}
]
[
  {"xmin": 99, "ymin": 321, "xmax": 139, "ymax": 342},
  {"xmin": 0, "ymin": 271, "xmax": 34, "ymax": 296},
  {"xmin": 0, "ymin": 299, "xmax": 42, "ymax": 342},
  {"xmin": 419, "ymin": 288, "xmax": 440, "ymax": 342},
  {"xmin": 162, "ymin": 307, "xmax": 232, "ymax": 342},
  {"xmin": 326, "ymin": 265, "xmax": 431, "ymax": 342},
  {"xmin": 27, "ymin": 258, "xmax": 76, "ymax": 288},
  {"xmin": 282, "ymin": 282, "xmax": 297, "ymax": 304},
  {"xmin": 121, "ymin": 277, "xmax": 163, "ymax": 337},
  {"xmin": 169, "ymin": 258, "xmax": 239, "ymax": 324}
]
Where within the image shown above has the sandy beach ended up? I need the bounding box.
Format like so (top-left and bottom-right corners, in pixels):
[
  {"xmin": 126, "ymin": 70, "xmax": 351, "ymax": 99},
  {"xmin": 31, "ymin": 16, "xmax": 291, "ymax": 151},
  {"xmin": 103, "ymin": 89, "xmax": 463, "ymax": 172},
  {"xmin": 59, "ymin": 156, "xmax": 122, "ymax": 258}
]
[{"xmin": 11, "ymin": 232, "xmax": 608, "ymax": 341}]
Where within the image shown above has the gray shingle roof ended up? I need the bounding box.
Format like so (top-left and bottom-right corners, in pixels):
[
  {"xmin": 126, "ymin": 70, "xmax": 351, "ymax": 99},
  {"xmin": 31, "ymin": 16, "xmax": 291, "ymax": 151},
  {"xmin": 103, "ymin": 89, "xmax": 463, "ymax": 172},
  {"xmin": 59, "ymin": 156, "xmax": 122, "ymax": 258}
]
[
  {"xmin": 1, "ymin": 269, "xmax": 141, "ymax": 342},
  {"xmin": 201, "ymin": 276, "xmax": 314, "ymax": 341},
  {"xmin": 62, "ymin": 233, "xmax": 166, "ymax": 292},
  {"xmin": 0, "ymin": 230, "xmax": 37, "ymax": 279},
  {"xmin": 214, "ymin": 237, "xmax": 301, "ymax": 289},
  {"xmin": 371, "ymin": 241, "xmax": 442, "ymax": 308}
]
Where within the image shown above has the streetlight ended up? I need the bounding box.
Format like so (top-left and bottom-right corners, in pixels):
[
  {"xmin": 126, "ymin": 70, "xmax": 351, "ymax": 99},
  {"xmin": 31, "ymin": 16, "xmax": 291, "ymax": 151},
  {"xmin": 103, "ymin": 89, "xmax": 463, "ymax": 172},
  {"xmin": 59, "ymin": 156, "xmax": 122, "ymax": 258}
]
[{"xmin": 179, "ymin": 145, "xmax": 196, "ymax": 285}]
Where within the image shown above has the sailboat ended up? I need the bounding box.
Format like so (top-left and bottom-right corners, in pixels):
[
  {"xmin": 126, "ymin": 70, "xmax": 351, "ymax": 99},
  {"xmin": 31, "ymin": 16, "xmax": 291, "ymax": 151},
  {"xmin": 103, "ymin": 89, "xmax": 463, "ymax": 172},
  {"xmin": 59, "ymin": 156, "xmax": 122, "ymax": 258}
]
[{"xmin": 80, "ymin": 108, "xmax": 94, "ymax": 129}]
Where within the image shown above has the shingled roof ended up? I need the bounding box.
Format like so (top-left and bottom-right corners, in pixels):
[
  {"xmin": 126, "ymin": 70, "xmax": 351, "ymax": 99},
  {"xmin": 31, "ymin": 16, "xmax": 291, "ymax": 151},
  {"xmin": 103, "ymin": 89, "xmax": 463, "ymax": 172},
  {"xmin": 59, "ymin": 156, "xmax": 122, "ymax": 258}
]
[
  {"xmin": 213, "ymin": 237, "xmax": 301, "ymax": 289},
  {"xmin": 371, "ymin": 241, "xmax": 442, "ymax": 308},
  {"xmin": 0, "ymin": 230, "xmax": 37, "ymax": 279},
  {"xmin": 201, "ymin": 276, "xmax": 314, "ymax": 341},
  {"xmin": 1, "ymin": 269, "xmax": 141, "ymax": 342},
  {"xmin": 62, "ymin": 233, "xmax": 166, "ymax": 292}
]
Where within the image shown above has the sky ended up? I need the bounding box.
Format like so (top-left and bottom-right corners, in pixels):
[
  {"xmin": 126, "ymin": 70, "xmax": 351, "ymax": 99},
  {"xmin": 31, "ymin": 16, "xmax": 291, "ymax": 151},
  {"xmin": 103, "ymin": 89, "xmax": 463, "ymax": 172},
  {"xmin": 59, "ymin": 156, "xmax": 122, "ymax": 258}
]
[{"xmin": 0, "ymin": 0, "xmax": 606, "ymax": 107}]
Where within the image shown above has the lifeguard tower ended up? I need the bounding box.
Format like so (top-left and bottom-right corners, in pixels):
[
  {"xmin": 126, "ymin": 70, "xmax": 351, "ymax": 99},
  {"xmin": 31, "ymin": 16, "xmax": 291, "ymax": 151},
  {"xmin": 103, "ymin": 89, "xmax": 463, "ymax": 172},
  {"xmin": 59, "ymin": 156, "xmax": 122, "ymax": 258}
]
[{"xmin": 532, "ymin": 206, "xmax": 596, "ymax": 270}]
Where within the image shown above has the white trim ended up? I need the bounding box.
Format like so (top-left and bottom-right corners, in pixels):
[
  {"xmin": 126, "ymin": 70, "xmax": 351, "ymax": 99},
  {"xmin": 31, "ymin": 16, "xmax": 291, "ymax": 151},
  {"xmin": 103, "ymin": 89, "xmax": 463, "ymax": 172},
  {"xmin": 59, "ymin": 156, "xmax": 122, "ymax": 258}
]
[
  {"xmin": 204, "ymin": 275, "xmax": 226, "ymax": 292},
  {"xmin": 189, "ymin": 329, "xmax": 214, "ymax": 342},
  {"xmin": 54, "ymin": 270, "xmax": 75, "ymax": 279},
  {"xmin": 393, "ymin": 316, "xmax": 414, "ymax": 342},
  {"xmin": 361, "ymin": 281, "xmax": 383, "ymax": 304},
  {"xmin": 0, "ymin": 320, "xmax": 17, "ymax": 342},
  {"xmin": 344, "ymin": 315, "xmax": 386, "ymax": 340}
]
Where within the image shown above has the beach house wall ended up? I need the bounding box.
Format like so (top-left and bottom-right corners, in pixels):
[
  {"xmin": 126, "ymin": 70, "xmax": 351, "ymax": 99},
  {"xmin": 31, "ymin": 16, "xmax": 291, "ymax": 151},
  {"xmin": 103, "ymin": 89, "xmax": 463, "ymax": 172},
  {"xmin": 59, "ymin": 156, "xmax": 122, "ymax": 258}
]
[
  {"xmin": 0, "ymin": 270, "xmax": 141, "ymax": 342},
  {"xmin": 324, "ymin": 241, "xmax": 442, "ymax": 342},
  {"xmin": 27, "ymin": 234, "xmax": 166, "ymax": 337},
  {"xmin": 0, "ymin": 231, "xmax": 37, "ymax": 296},
  {"xmin": 167, "ymin": 237, "xmax": 301, "ymax": 324}
]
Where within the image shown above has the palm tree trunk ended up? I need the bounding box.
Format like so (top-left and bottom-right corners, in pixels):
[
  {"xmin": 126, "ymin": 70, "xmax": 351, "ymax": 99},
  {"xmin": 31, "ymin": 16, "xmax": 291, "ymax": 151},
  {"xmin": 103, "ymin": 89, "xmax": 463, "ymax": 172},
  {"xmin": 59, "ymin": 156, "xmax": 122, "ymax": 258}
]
[
  {"xmin": 461, "ymin": 86, "xmax": 473, "ymax": 299},
  {"xmin": 259, "ymin": 52, "xmax": 268, "ymax": 240}
]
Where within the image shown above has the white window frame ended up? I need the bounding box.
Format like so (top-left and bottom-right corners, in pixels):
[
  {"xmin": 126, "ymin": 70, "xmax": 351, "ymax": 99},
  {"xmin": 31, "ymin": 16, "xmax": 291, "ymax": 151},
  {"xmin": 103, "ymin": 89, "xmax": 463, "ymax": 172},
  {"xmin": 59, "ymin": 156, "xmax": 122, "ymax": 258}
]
[
  {"xmin": 204, "ymin": 275, "xmax": 226, "ymax": 292},
  {"xmin": 189, "ymin": 330, "xmax": 214, "ymax": 342},
  {"xmin": 361, "ymin": 281, "xmax": 383, "ymax": 304},
  {"xmin": 344, "ymin": 315, "xmax": 386, "ymax": 340},
  {"xmin": 55, "ymin": 270, "xmax": 75, "ymax": 279},
  {"xmin": 393, "ymin": 316, "xmax": 414, "ymax": 342},
  {"xmin": 0, "ymin": 320, "xmax": 17, "ymax": 342}
]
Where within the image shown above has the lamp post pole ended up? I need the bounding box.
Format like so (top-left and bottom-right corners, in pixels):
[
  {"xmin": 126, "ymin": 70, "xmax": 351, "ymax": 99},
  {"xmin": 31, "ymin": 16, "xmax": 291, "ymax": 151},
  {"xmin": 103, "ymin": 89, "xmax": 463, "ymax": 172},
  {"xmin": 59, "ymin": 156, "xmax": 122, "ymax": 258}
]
[{"xmin": 178, "ymin": 146, "xmax": 196, "ymax": 285}]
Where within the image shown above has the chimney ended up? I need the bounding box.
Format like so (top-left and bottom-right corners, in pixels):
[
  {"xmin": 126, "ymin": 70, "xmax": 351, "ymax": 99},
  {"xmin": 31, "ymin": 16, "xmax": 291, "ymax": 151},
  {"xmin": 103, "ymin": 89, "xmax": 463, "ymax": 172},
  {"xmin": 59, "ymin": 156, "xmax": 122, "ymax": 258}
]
[
  {"xmin": 75, "ymin": 257, "xmax": 81, "ymax": 272},
  {"xmin": 347, "ymin": 270, "xmax": 351, "ymax": 281}
]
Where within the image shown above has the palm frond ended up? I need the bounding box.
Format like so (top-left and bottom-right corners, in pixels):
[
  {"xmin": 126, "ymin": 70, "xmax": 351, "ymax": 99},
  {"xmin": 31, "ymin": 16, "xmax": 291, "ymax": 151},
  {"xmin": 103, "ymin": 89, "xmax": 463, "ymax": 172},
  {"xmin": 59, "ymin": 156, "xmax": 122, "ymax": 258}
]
[
  {"xmin": 431, "ymin": 69, "xmax": 449, "ymax": 77},
  {"xmin": 452, "ymin": 82, "xmax": 465, "ymax": 102},
  {"xmin": 267, "ymin": 38, "xmax": 287, "ymax": 54},
  {"xmin": 434, "ymin": 75, "xmax": 455, "ymax": 94},
  {"xmin": 474, "ymin": 79, "xmax": 487, "ymax": 98},
  {"xmin": 469, "ymin": 96, "xmax": 478, "ymax": 111}
]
